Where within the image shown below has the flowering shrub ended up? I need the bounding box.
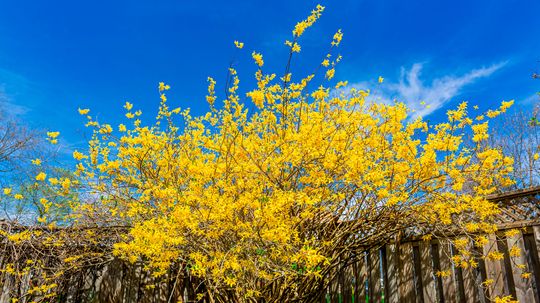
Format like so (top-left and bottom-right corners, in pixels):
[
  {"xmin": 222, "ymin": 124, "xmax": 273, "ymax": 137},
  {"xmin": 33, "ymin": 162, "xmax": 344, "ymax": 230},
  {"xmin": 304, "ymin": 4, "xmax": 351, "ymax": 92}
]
[{"xmin": 1, "ymin": 4, "xmax": 518, "ymax": 302}]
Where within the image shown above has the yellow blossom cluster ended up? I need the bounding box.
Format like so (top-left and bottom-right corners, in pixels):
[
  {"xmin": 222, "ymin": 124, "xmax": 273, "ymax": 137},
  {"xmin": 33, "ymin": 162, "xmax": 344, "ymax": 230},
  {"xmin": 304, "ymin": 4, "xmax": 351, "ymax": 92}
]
[{"xmin": 4, "ymin": 4, "xmax": 518, "ymax": 301}]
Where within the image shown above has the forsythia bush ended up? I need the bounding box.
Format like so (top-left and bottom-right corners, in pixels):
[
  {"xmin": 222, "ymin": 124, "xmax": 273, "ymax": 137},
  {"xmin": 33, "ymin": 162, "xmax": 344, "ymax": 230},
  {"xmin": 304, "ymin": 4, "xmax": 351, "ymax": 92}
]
[{"xmin": 1, "ymin": 4, "xmax": 517, "ymax": 302}]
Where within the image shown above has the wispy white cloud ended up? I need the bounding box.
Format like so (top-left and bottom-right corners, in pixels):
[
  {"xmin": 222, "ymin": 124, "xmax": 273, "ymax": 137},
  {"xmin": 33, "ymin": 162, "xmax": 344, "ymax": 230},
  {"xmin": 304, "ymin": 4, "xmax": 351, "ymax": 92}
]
[
  {"xmin": 522, "ymin": 93, "xmax": 539, "ymax": 106},
  {"xmin": 0, "ymin": 86, "xmax": 29, "ymax": 118},
  {"xmin": 342, "ymin": 62, "xmax": 506, "ymax": 118}
]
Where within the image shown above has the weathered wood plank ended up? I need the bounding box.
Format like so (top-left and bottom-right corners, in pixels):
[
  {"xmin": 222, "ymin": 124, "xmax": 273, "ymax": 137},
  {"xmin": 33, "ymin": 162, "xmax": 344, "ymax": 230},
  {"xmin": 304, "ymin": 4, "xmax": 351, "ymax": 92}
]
[
  {"xmin": 369, "ymin": 248, "xmax": 382, "ymax": 302},
  {"xmin": 482, "ymin": 234, "xmax": 506, "ymax": 299},
  {"xmin": 399, "ymin": 242, "xmax": 415, "ymax": 303},
  {"xmin": 533, "ymin": 226, "xmax": 540, "ymax": 292},
  {"xmin": 461, "ymin": 242, "xmax": 480, "ymax": 303},
  {"xmin": 419, "ymin": 241, "xmax": 437, "ymax": 303},
  {"xmin": 342, "ymin": 259, "xmax": 354, "ymax": 303},
  {"xmin": 357, "ymin": 252, "xmax": 367, "ymax": 303},
  {"xmin": 438, "ymin": 240, "xmax": 457, "ymax": 303},
  {"xmin": 385, "ymin": 244, "xmax": 400, "ymax": 303},
  {"xmin": 507, "ymin": 231, "xmax": 536, "ymax": 303}
]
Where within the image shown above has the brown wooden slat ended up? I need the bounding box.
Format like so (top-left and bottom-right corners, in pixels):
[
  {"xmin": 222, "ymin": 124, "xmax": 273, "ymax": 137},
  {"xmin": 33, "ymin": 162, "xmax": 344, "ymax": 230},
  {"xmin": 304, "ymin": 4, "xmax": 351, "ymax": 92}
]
[
  {"xmin": 399, "ymin": 242, "xmax": 415, "ymax": 302},
  {"xmin": 438, "ymin": 240, "xmax": 457, "ymax": 303},
  {"xmin": 507, "ymin": 231, "xmax": 536, "ymax": 303},
  {"xmin": 357, "ymin": 252, "xmax": 367, "ymax": 303},
  {"xmin": 461, "ymin": 242, "xmax": 480, "ymax": 303},
  {"xmin": 483, "ymin": 234, "xmax": 506, "ymax": 299},
  {"xmin": 385, "ymin": 244, "xmax": 400, "ymax": 303},
  {"xmin": 419, "ymin": 241, "xmax": 437, "ymax": 303},
  {"xmin": 369, "ymin": 249, "xmax": 382, "ymax": 302}
]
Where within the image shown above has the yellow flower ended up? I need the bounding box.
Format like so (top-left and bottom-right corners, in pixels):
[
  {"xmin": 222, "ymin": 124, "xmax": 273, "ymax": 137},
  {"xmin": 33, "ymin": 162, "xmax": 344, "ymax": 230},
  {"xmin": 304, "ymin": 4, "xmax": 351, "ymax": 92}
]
[
  {"xmin": 14, "ymin": 194, "xmax": 23, "ymax": 200},
  {"xmin": 73, "ymin": 151, "xmax": 87, "ymax": 161},
  {"xmin": 311, "ymin": 86, "xmax": 329, "ymax": 101},
  {"xmin": 292, "ymin": 4, "xmax": 325, "ymax": 37},
  {"xmin": 422, "ymin": 234, "xmax": 432, "ymax": 241},
  {"xmin": 331, "ymin": 29, "xmax": 343, "ymax": 46},
  {"xmin": 118, "ymin": 124, "xmax": 127, "ymax": 132},
  {"xmin": 234, "ymin": 40, "xmax": 244, "ymax": 49},
  {"xmin": 31, "ymin": 158, "xmax": 42, "ymax": 166},
  {"xmin": 252, "ymin": 52, "xmax": 264, "ymax": 67},
  {"xmin": 509, "ymin": 245, "xmax": 521, "ymax": 257},
  {"xmin": 325, "ymin": 68, "xmax": 335, "ymax": 80},
  {"xmin": 35, "ymin": 172, "xmax": 47, "ymax": 181},
  {"xmin": 291, "ymin": 42, "xmax": 301, "ymax": 53},
  {"xmin": 322, "ymin": 59, "xmax": 330, "ymax": 67},
  {"xmin": 124, "ymin": 101, "xmax": 133, "ymax": 111},
  {"xmin": 246, "ymin": 90, "xmax": 265, "ymax": 108},
  {"xmin": 378, "ymin": 76, "xmax": 384, "ymax": 83},
  {"xmin": 158, "ymin": 82, "xmax": 170, "ymax": 92},
  {"xmin": 505, "ymin": 229, "xmax": 519, "ymax": 238},
  {"xmin": 335, "ymin": 81, "xmax": 348, "ymax": 89},
  {"xmin": 78, "ymin": 108, "xmax": 90, "ymax": 115},
  {"xmin": 3, "ymin": 188, "xmax": 12, "ymax": 195},
  {"xmin": 500, "ymin": 100, "xmax": 514, "ymax": 112},
  {"xmin": 47, "ymin": 131, "xmax": 60, "ymax": 139}
]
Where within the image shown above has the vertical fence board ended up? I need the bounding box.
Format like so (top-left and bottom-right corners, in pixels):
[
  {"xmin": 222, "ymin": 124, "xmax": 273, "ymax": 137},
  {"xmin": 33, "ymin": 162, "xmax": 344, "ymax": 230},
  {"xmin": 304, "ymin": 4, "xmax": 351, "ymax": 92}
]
[
  {"xmin": 533, "ymin": 226, "xmax": 540, "ymax": 302},
  {"xmin": 438, "ymin": 240, "xmax": 457, "ymax": 303},
  {"xmin": 419, "ymin": 241, "xmax": 437, "ymax": 302},
  {"xmin": 386, "ymin": 244, "xmax": 400, "ymax": 303},
  {"xmin": 524, "ymin": 232, "xmax": 540, "ymax": 302},
  {"xmin": 462, "ymin": 242, "xmax": 480, "ymax": 303},
  {"xmin": 483, "ymin": 234, "xmax": 506, "ymax": 299},
  {"xmin": 399, "ymin": 242, "xmax": 415, "ymax": 302},
  {"xmin": 507, "ymin": 232, "xmax": 535, "ymax": 303},
  {"xmin": 356, "ymin": 252, "xmax": 367, "ymax": 303},
  {"xmin": 343, "ymin": 259, "xmax": 354, "ymax": 303},
  {"xmin": 369, "ymin": 249, "xmax": 382, "ymax": 302}
]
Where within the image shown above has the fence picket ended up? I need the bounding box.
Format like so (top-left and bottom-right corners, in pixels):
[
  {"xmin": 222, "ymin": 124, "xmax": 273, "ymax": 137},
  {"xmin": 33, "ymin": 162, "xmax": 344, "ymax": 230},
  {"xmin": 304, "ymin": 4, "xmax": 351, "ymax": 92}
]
[
  {"xmin": 461, "ymin": 242, "xmax": 479, "ymax": 303},
  {"xmin": 356, "ymin": 252, "xmax": 367, "ymax": 303},
  {"xmin": 483, "ymin": 234, "xmax": 506, "ymax": 299},
  {"xmin": 419, "ymin": 241, "xmax": 437, "ymax": 302},
  {"xmin": 507, "ymin": 231, "xmax": 536, "ymax": 303},
  {"xmin": 438, "ymin": 241, "xmax": 457, "ymax": 303},
  {"xmin": 385, "ymin": 244, "xmax": 400, "ymax": 303},
  {"xmin": 399, "ymin": 242, "xmax": 415, "ymax": 302},
  {"xmin": 369, "ymin": 249, "xmax": 382, "ymax": 302}
]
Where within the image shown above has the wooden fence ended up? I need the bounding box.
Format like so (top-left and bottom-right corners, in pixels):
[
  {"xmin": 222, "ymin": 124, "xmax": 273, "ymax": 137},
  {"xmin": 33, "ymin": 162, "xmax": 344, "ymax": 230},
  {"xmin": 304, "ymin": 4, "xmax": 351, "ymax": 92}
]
[
  {"xmin": 321, "ymin": 186, "xmax": 540, "ymax": 303},
  {"xmin": 1, "ymin": 186, "xmax": 540, "ymax": 302},
  {"xmin": 322, "ymin": 225, "xmax": 540, "ymax": 303}
]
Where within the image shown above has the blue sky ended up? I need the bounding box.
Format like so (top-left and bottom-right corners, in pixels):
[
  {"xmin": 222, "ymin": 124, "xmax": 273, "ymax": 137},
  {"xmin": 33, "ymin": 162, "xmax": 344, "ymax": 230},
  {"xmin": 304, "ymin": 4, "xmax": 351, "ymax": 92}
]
[{"xmin": 0, "ymin": 0, "xmax": 539, "ymax": 151}]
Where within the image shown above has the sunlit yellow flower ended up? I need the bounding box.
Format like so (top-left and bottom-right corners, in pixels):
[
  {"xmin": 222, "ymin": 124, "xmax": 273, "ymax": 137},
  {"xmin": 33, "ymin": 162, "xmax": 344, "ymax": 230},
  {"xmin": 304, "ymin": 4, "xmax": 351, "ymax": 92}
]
[
  {"xmin": 234, "ymin": 40, "xmax": 244, "ymax": 49},
  {"xmin": 252, "ymin": 52, "xmax": 264, "ymax": 67},
  {"xmin": 158, "ymin": 82, "xmax": 170, "ymax": 92},
  {"xmin": 35, "ymin": 172, "xmax": 47, "ymax": 181},
  {"xmin": 124, "ymin": 101, "xmax": 133, "ymax": 111}
]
